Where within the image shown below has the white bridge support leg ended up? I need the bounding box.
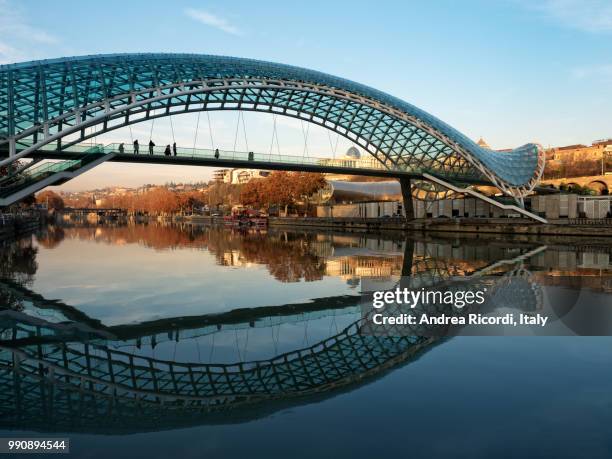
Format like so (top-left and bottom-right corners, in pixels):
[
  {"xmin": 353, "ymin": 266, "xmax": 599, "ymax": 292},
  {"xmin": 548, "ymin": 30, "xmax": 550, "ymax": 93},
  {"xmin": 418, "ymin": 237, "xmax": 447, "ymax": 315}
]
[{"xmin": 421, "ymin": 173, "xmax": 547, "ymax": 224}]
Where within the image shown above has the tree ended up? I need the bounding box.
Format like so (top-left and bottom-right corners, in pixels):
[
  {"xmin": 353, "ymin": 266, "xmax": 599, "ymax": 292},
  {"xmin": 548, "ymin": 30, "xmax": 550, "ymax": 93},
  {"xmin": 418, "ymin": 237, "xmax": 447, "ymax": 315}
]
[
  {"xmin": 240, "ymin": 179, "xmax": 266, "ymax": 207},
  {"xmin": 263, "ymin": 172, "xmax": 294, "ymax": 214},
  {"xmin": 238, "ymin": 171, "xmax": 326, "ymax": 215},
  {"xmin": 36, "ymin": 190, "xmax": 65, "ymax": 210}
]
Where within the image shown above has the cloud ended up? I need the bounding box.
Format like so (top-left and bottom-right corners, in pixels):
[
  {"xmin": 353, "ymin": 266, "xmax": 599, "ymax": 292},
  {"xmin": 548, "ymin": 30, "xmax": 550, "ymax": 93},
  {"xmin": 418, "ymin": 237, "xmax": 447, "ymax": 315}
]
[
  {"xmin": 528, "ymin": 0, "xmax": 612, "ymax": 33},
  {"xmin": 0, "ymin": 41, "xmax": 22, "ymax": 64},
  {"xmin": 570, "ymin": 64, "xmax": 612, "ymax": 80},
  {"xmin": 184, "ymin": 8, "xmax": 243, "ymax": 36},
  {"xmin": 0, "ymin": 0, "xmax": 59, "ymax": 64}
]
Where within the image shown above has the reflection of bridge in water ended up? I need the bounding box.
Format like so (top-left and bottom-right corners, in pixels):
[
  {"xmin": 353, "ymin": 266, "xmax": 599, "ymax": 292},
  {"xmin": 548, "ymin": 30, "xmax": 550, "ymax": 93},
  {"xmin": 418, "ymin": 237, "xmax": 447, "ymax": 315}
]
[{"xmin": 0, "ymin": 240, "xmax": 546, "ymax": 434}]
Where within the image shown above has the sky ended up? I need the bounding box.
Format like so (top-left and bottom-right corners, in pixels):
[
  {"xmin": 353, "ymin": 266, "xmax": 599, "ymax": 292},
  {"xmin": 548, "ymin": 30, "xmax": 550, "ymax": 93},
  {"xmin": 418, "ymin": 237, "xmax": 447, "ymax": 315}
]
[{"xmin": 1, "ymin": 0, "xmax": 611, "ymax": 190}]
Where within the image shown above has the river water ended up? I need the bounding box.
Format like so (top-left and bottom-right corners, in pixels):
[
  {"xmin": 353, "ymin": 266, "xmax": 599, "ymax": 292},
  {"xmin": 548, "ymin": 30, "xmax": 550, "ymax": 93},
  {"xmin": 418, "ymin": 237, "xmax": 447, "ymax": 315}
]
[{"xmin": 1, "ymin": 222, "xmax": 612, "ymax": 458}]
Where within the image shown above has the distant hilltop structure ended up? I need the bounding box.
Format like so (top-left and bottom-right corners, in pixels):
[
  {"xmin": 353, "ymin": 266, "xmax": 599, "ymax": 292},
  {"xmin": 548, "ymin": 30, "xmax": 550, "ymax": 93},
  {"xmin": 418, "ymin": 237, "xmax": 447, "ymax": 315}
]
[
  {"xmin": 545, "ymin": 138, "xmax": 612, "ymax": 163},
  {"xmin": 476, "ymin": 137, "xmax": 491, "ymax": 149}
]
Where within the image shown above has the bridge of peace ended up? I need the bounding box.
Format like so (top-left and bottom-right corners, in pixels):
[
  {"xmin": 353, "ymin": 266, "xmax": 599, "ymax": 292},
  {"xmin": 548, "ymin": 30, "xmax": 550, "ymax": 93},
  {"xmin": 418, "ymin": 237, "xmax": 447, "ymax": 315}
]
[{"xmin": 0, "ymin": 53, "xmax": 546, "ymax": 221}]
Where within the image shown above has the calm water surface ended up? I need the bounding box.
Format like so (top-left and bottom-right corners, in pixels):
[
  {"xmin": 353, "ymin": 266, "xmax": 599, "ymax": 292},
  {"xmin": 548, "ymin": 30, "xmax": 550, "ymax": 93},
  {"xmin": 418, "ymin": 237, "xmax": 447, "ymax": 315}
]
[{"xmin": 1, "ymin": 222, "xmax": 612, "ymax": 458}]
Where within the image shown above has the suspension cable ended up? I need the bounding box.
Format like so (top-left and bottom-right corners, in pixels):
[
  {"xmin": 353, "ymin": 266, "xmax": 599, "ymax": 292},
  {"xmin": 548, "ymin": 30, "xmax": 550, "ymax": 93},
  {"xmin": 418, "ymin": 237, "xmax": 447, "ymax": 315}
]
[
  {"xmin": 193, "ymin": 111, "xmax": 201, "ymax": 152},
  {"xmin": 334, "ymin": 133, "xmax": 340, "ymax": 159},
  {"xmin": 208, "ymin": 333, "xmax": 215, "ymax": 363},
  {"xmin": 206, "ymin": 112, "xmax": 215, "ymax": 150},
  {"xmin": 195, "ymin": 337, "xmax": 202, "ymax": 363},
  {"xmin": 268, "ymin": 114, "xmax": 277, "ymax": 160},
  {"xmin": 271, "ymin": 324, "xmax": 279, "ymax": 355},
  {"xmin": 327, "ymin": 130, "xmax": 340, "ymax": 160},
  {"xmin": 149, "ymin": 117, "xmax": 155, "ymax": 142},
  {"xmin": 234, "ymin": 330, "xmax": 242, "ymax": 361},
  {"xmin": 169, "ymin": 115, "xmax": 176, "ymax": 144},
  {"xmin": 241, "ymin": 111, "xmax": 249, "ymax": 153},
  {"xmin": 274, "ymin": 116, "xmax": 281, "ymax": 158},
  {"xmin": 268, "ymin": 114, "xmax": 275, "ymax": 159},
  {"xmin": 232, "ymin": 112, "xmax": 241, "ymax": 152},
  {"xmin": 301, "ymin": 120, "xmax": 310, "ymax": 158},
  {"xmin": 242, "ymin": 328, "xmax": 249, "ymax": 361}
]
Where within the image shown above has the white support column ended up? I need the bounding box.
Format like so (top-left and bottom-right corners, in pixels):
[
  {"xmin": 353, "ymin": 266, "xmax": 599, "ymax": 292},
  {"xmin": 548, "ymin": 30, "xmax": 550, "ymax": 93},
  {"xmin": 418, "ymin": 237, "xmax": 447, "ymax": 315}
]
[
  {"xmin": 8, "ymin": 138, "xmax": 15, "ymax": 157},
  {"xmin": 422, "ymin": 173, "xmax": 547, "ymax": 223}
]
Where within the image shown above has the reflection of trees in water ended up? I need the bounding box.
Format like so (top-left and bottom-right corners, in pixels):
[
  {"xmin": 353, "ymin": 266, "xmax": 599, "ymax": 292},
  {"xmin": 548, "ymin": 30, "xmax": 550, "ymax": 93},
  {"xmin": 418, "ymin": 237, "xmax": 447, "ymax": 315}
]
[
  {"xmin": 0, "ymin": 236, "xmax": 38, "ymax": 311},
  {"xmin": 56, "ymin": 224, "xmax": 208, "ymax": 251},
  {"xmin": 52, "ymin": 224, "xmax": 327, "ymax": 283},
  {"xmin": 36, "ymin": 226, "xmax": 65, "ymax": 249},
  {"xmin": 205, "ymin": 228, "xmax": 326, "ymax": 282}
]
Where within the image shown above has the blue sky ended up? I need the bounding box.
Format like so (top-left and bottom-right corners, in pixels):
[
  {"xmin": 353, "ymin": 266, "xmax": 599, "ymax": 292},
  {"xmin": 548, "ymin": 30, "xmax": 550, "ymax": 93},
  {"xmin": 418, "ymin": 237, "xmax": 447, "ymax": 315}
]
[{"xmin": 1, "ymin": 0, "xmax": 611, "ymax": 189}]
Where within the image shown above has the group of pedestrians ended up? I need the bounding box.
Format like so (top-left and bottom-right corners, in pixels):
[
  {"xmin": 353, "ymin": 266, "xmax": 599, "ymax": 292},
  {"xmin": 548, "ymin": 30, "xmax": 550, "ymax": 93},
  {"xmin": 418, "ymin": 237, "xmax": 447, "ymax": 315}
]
[
  {"xmin": 163, "ymin": 142, "xmax": 177, "ymax": 157},
  {"xmin": 116, "ymin": 141, "xmax": 225, "ymax": 161},
  {"xmin": 117, "ymin": 140, "xmax": 178, "ymax": 156}
]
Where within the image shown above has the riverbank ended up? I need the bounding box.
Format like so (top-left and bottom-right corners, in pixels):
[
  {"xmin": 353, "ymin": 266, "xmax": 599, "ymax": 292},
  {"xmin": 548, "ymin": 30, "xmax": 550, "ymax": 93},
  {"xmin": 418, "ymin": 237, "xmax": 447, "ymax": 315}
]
[
  {"xmin": 0, "ymin": 212, "xmax": 44, "ymax": 242},
  {"xmin": 103, "ymin": 213, "xmax": 612, "ymax": 238},
  {"xmin": 269, "ymin": 217, "xmax": 612, "ymax": 237}
]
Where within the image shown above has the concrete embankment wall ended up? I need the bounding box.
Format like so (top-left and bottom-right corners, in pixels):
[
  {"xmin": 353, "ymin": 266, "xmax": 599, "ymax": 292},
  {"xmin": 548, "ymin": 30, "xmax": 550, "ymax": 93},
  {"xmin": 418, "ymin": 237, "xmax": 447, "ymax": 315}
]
[{"xmin": 269, "ymin": 217, "xmax": 612, "ymax": 237}]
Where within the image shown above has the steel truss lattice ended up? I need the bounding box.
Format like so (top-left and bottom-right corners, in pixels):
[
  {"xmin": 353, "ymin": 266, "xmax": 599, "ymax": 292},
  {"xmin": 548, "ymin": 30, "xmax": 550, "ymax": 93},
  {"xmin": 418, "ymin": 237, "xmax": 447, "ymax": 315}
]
[{"xmin": 0, "ymin": 54, "xmax": 544, "ymax": 198}]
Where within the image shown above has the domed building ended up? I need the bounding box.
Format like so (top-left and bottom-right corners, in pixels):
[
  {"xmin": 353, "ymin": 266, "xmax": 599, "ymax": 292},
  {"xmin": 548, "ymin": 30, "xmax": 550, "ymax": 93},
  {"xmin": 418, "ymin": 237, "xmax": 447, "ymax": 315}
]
[
  {"xmin": 476, "ymin": 137, "xmax": 491, "ymax": 149},
  {"xmin": 344, "ymin": 146, "xmax": 361, "ymax": 160}
]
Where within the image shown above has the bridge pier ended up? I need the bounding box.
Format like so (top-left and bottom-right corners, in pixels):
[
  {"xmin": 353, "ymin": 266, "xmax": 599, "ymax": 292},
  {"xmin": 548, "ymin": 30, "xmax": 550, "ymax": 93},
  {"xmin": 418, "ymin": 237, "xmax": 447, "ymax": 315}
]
[
  {"xmin": 401, "ymin": 238, "xmax": 415, "ymax": 277},
  {"xmin": 400, "ymin": 177, "xmax": 415, "ymax": 222}
]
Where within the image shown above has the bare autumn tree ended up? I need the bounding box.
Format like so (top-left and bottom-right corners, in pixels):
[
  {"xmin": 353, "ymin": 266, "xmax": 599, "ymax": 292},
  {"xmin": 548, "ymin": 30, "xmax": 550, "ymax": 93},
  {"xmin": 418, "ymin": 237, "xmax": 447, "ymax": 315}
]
[
  {"xmin": 36, "ymin": 190, "xmax": 65, "ymax": 210},
  {"xmin": 205, "ymin": 182, "xmax": 242, "ymax": 208},
  {"xmin": 79, "ymin": 188, "xmax": 208, "ymax": 215}
]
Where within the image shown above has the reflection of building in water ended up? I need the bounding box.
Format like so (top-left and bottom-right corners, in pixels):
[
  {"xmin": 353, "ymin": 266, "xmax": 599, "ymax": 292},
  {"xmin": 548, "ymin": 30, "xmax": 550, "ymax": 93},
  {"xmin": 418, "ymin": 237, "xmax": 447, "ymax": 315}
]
[
  {"xmin": 325, "ymin": 256, "xmax": 403, "ymax": 284},
  {"xmin": 221, "ymin": 250, "xmax": 258, "ymax": 267}
]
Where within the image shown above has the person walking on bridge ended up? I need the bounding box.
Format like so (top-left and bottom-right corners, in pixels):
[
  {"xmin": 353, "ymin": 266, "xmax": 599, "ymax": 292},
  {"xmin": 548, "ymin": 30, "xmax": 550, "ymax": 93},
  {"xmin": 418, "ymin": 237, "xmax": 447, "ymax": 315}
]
[
  {"xmin": 173, "ymin": 142, "xmax": 177, "ymax": 156},
  {"xmin": 148, "ymin": 140, "xmax": 155, "ymax": 155},
  {"xmin": 164, "ymin": 145, "xmax": 171, "ymax": 156},
  {"xmin": 214, "ymin": 148, "xmax": 219, "ymax": 159},
  {"xmin": 133, "ymin": 139, "xmax": 139, "ymax": 155},
  {"xmin": 118, "ymin": 143, "xmax": 125, "ymax": 154}
]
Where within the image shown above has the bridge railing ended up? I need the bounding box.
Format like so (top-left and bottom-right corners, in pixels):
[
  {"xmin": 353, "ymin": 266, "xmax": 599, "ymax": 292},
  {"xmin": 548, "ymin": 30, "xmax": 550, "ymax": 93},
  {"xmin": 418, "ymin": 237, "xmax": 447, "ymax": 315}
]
[
  {"xmin": 9, "ymin": 140, "xmax": 491, "ymax": 183},
  {"xmin": 10, "ymin": 140, "xmax": 390, "ymax": 173},
  {"xmin": 102, "ymin": 142, "xmax": 389, "ymax": 171}
]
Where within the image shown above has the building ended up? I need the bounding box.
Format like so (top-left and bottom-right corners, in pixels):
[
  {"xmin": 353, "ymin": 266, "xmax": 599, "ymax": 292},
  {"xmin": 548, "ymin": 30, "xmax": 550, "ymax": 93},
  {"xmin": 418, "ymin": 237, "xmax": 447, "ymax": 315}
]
[
  {"xmin": 315, "ymin": 180, "xmax": 404, "ymax": 218},
  {"xmin": 213, "ymin": 169, "xmax": 231, "ymax": 183},
  {"xmin": 546, "ymin": 139, "xmax": 612, "ymax": 162},
  {"xmin": 213, "ymin": 168, "xmax": 270, "ymax": 184},
  {"xmin": 320, "ymin": 147, "xmax": 388, "ymax": 182},
  {"xmin": 476, "ymin": 137, "xmax": 491, "ymax": 149},
  {"xmin": 543, "ymin": 139, "xmax": 612, "ymax": 179},
  {"xmin": 538, "ymin": 139, "xmax": 612, "ymax": 194}
]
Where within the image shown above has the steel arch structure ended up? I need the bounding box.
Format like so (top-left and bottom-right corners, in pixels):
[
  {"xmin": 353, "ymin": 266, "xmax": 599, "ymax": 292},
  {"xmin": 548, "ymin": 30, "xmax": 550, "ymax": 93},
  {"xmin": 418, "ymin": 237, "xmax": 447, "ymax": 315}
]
[{"xmin": 0, "ymin": 54, "xmax": 544, "ymax": 198}]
